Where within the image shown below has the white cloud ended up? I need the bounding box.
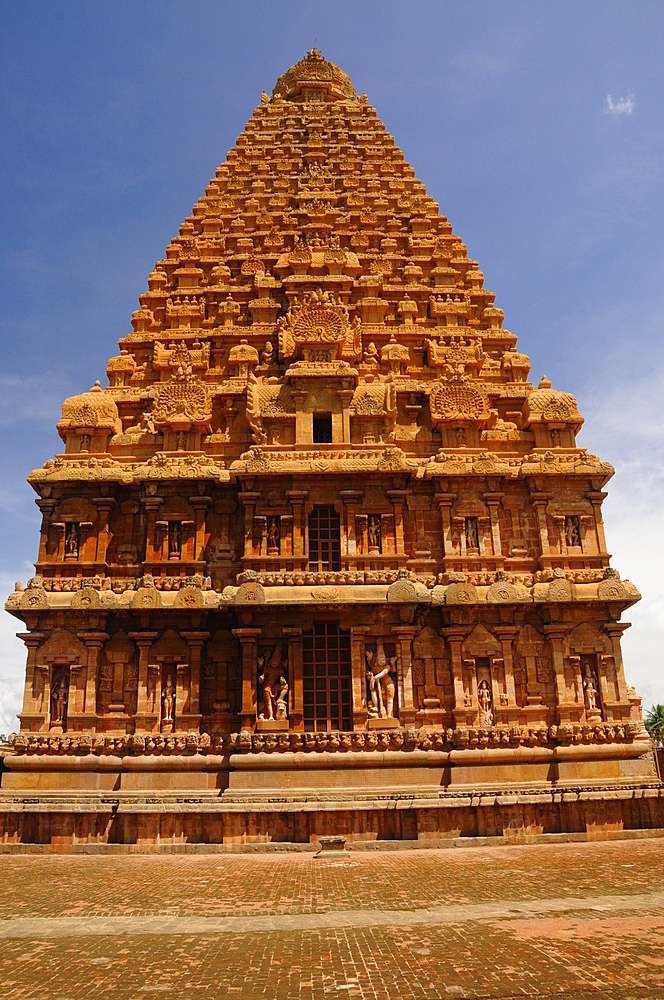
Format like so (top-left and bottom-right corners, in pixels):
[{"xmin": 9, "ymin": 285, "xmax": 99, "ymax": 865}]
[{"xmin": 604, "ymin": 93, "xmax": 635, "ymax": 117}]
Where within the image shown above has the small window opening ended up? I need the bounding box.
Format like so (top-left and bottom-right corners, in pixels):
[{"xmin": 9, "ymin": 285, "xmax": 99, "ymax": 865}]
[{"xmin": 313, "ymin": 413, "xmax": 333, "ymax": 444}]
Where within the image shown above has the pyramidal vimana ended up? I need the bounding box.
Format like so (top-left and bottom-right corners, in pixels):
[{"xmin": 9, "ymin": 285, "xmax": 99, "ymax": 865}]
[{"xmin": 3, "ymin": 50, "xmax": 661, "ymax": 848}]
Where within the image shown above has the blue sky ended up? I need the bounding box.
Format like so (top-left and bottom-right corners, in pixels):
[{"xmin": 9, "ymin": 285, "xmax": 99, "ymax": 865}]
[{"xmin": 1, "ymin": 0, "xmax": 662, "ymax": 731}]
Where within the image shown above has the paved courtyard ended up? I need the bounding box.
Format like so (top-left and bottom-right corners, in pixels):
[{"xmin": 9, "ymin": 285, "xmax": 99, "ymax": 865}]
[{"xmin": 1, "ymin": 838, "xmax": 664, "ymax": 998}]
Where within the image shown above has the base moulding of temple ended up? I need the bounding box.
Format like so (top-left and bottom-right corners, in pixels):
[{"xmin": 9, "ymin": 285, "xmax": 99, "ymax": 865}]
[{"xmin": 1, "ymin": 783, "xmax": 663, "ymax": 851}]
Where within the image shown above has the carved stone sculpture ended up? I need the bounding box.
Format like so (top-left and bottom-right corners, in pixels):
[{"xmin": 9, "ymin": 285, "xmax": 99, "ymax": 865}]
[
  {"xmin": 366, "ymin": 639, "xmax": 396, "ymax": 719},
  {"xmin": 258, "ymin": 646, "xmax": 289, "ymax": 721}
]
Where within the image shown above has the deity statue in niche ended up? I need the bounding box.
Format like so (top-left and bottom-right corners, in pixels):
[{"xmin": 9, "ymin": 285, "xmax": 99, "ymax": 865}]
[
  {"xmin": 465, "ymin": 517, "xmax": 479, "ymax": 550},
  {"xmin": 168, "ymin": 521, "xmax": 182, "ymax": 559},
  {"xmin": 64, "ymin": 522, "xmax": 80, "ymax": 559},
  {"xmin": 258, "ymin": 645, "xmax": 289, "ymax": 720},
  {"xmin": 478, "ymin": 679, "xmax": 493, "ymax": 726},
  {"xmin": 50, "ymin": 675, "xmax": 68, "ymax": 726},
  {"xmin": 365, "ymin": 639, "xmax": 396, "ymax": 719},
  {"xmin": 367, "ymin": 515, "xmax": 381, "ymax": 552},
  {"xmin": 80, "ymin": 433, "xmax": 91, "ymax": 452},
  {"xmin": 162, "ymin": 674, "xmax": 175, "ymax": 727},
  {"xmin": 583, "ymin": 664, "xmax": 600, "ymax": 714},
  {"xmin": 267, "ymin": 517, "xmax": 280, "ymax": 554},
  {"xmin": 565, "ymin": 515, "xmax": 581, "ymax": 548}
]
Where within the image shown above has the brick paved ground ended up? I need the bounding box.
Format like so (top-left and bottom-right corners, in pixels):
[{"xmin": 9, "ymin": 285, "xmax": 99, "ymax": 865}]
[{"xmin": 1, "ymin": 839, "xmax": 664, "ymax": 998}]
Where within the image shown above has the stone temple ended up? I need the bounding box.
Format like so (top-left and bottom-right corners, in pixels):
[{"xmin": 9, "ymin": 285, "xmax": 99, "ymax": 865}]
[{"xmin": 2, "ymin": 50, "xmax": 662, "ymax": 848}]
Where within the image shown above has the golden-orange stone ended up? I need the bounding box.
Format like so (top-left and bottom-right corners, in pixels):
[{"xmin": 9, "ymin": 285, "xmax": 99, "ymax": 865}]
[{"xmin": 2, "ymin": 50, "xmax": 661, "ymax": 849}]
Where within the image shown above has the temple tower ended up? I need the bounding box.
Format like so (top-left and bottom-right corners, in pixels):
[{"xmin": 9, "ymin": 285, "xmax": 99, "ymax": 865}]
[{"xmin": 2, "ymin": 50, "xmax": 660, "ymax": 848}]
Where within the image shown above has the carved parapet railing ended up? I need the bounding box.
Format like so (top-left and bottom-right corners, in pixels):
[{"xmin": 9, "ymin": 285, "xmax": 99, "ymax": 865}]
[{"xmin": 6, "ymin": 720, "xmax": 642, "ymax": 758}]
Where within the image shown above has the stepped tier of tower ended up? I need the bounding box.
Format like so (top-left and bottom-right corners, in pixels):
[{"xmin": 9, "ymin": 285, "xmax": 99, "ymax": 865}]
[{"xmin": 2, "ymin": 51, "xmax": 659, "ymax": 850}]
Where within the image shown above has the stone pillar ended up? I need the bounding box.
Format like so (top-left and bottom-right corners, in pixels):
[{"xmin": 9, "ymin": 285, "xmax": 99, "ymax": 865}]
[
  {"xmin": 182, "ymin": 631, "xmax": 209, "ymax": 720},
  {"xmin": 350, "ymin": 626, "xmax": 370, "ymax": 728},
  {"xmin": 588, "ymin": 491, "xmax": 609, "ymax": 555},
  {"xmin": 292, "ymin": 389, "xmax": 308, "ymax": 444},
  {"xmin": 340, "ymin": 490, "xmax": 362, "ymax": 557},
  {"xmin": 238, "ymin": 492, "xmax": 259, "ymax": 558},
  {"xmin": 494, "ymin": 626, "xmax": 519, "ymax": 718},
  {"xmin": 542, "ymin": 625, "xmax": 569, "ymax": 722},
  {"xmin": 435, "ymin": 493, "xmax": 455, "ymax": 562},
  {"xmin": 387, "ymin": 490, "xmax": 407, "ymax": 556},
  {"xmin": 67, "ymin": 663, "xmax": 82, "ymax": 725},
  {"xmin": 189, "ymin": 496, "xmax": 212, "ymax": 561},
  {"xmin": 176, "ymin": 663, "xmax": 188, "ymax": 727},
  {"xmin": 143, "ymin": 497, "xmax": 163, "ymax": 563},
  {"xmin": 233, "ymin": 628, "xmax": 262, "ymax": 730},
  {"xmin": 603, "ymin": 622, "xmax": 631, "ymax": 704},
  {"xmin": 531, "ymin": 496, "xmax": 551, "ymax": 559},
  {"xmin": 17, "ymin": 631, "xmax": 45, "ymax": 725},
  {"xmin": 36, "ymin": 500, "xmax": 56, "ymax": 565},
  {"xmin": 287, "ymin": 491, "xmax": 308, "ymax": 558},
  {"xmin": 486, "ymin": 494, "xmax": 503, "ymax": 558},
  {"xmin": 338, "ymin": 389, "xmax": 353, "ymax": 443},
  {"xmin": 255, "ymin": 515, "xmax": 267, "ymax": 557},
  {"xmin": 79, "ymin": 631, "xmax": 109, "ymax": 722},
  {"xmin": 393, "ymin": 626, "xmax": 418, "ymax": 726},
  {"xmin": 130, "ymin": 631, "xmax": 159, "ymax": 731},
  {"xmin": 93, "ymin": 498, "xmax": 116, "ymax": 565},
  {"xmin": 443, "ymin": 628, "xmax": 468, "ymax": 724},
  {"xmin": 283, "ymin": 627, "xmax": 302, "ymax": 729}
]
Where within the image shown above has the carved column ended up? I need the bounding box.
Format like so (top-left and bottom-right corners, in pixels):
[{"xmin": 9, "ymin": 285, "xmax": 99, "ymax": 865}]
[
  {"xmin": 338, "ymin": 389, "xmax": 353, "ymax": 443},
  {"xmin": 486, "ymin": 494, "xmax": 504, "ymax": 559},
  {"xmin": 287, "ymin": 491, "xmax": 308, "ymax": 558},
  {"xmin": 182, "ymin": 630, "xmax": 209, "ymax": 722},
  {"xmin": 79, "ymin": 631, "xmax": 109, "ymax": 722},
  {"xmin": 238, "ymin": 491, "xmax": 259, "ymax": 558},
  {"xmin": 175, "ymin": 663, "xmax": 188, "ymax": 727},
  {"xmin": 233, "ymin": 627, "xmax": 262, "ymax": 730},
  {"xmin": 130, "ymin": 631, "xmax": 159, "ymax": 731},
  {"xmin": 542, "ymin": 625, "xmax": 569, "ymax": 722},
  {"xmin": 531, "ymin": 495, "xmax": 551, "ymax": 559},
  {"xmin": 588, "ymin": 491, "xmax": 609, "ymax": 555},
  {"xmin": 603, "ymin": 622, "xmax": 631, "ymax": 705},
  {"xmin": 443, "ymin": 627, "xmax": 468, "ymax": 724},
  {"xmin": 340, "ymin": 490, "xmax": 362, "ymax": 557},
  {"xmin": 143, "ymin": 497, "xmax": 163, "ymax": 563},
  {"xmin": 494, "ymin": 626, "xmax": 519, "ymax": 722},
  {"xmin": 435, "ymin": 493, "xmax": 455, "ymax": 562},
  {"xmin": 189, "ymin": 496, "xmax": 212, "ymax": 561},
  {"xmin": 93, "ymin": 497, "xmax": 116, "ymax": 565},
  {"xmin": 67, "ymin": 663, "xmax": 82, "ymax": 725},
  {"xmin": 17, "ymin": 631, "xmax": 45, "ymax": 725},
  {"xmin": 36, "ymin": 500, "xmax": 56, "ymax": 565},
  {"xmin": 283, "ymin": 627, "xmax": 302, "ymax": 729},
  {"xmin": 393, "ymin": 626, "xmax": 418, "ymax": 726},
  {"xmin": 350, "ymin": 626, "xmax": 370, "ymax": 728},
  {"xmin": 387, "ymin": 490, "xmax": 407, "ymax": 556}
]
